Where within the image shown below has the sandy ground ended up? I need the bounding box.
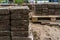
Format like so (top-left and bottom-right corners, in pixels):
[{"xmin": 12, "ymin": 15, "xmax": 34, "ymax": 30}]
[
  {"xmin": 30, "ymin": 22, "xmax": 60, "ymax": 40},
  {"xmin": 29, "ymin": 11, "xmax": 60, "ymax": 40}
]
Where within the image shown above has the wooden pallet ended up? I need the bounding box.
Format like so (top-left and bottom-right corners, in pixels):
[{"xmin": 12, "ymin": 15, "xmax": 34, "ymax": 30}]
[{"xmin": 31, "ymin": 15, "xmax": 60, "ymax": 22}]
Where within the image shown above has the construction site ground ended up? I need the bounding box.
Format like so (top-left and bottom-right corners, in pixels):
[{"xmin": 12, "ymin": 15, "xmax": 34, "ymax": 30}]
[
  {"xmin": 29, "ymin": 11, "xmax": 60, "ymax": 40},
  {"xmin": 30, "ymin": 22, "xmax": 60, "ymax": 40}
]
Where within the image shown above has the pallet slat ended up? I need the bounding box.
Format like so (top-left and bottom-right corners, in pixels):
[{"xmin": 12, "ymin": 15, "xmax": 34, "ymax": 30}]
[{"xmin": 31, "ymin": 16, "xmax": 60, "ymax": 22}]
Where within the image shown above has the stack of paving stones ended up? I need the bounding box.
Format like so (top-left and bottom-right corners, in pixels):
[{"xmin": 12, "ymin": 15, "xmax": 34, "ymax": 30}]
[
  {"xmin": 22, "ymin": 4, "xmax": 33, "ymax": 10},
  {"xmin": 0, "ymin": 6, "xmax": 30, "ymax": 40},
  {"xmin": 0, "ymin": 7, "xmax": 10, "ymax": 40},
  {"xmin": 27, "ymin": 4, "xmax": 33, "ymax": 10},
  {"xmin": 35, "ymin": 3, "xmax": 60, "ymax": 15},
  {"xmin": 10, "ymin": 6, "xmax": 30, "ymax": 40}
]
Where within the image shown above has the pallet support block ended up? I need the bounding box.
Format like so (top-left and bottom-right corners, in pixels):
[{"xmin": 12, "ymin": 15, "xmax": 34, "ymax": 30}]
[
  {"xmin": 32, "ymin": 17, "xmax": 38, "ymax": 22},
  {"xmin": 51, "ymin": 17, "xmax": 56, "ymax": 22}
]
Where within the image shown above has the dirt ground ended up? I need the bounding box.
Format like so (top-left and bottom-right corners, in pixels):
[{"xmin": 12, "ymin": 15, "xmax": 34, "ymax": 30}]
[
  {"xmin": 30, "ymin": 22, "xmax": 60, "ymax": 40},
  {"xmin": 29, "ymin": 11, "xmax": 60, "ymax": 40}
]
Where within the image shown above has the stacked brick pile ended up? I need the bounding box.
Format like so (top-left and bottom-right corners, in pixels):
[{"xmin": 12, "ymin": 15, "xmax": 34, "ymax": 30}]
[
  {"xmin": 0, "ymin": 8, "xmax": 10, "ymax": 40},
  {"xmin": 0, "ymin": 6, "xmax": 30, "ymax": 40},
  {"xmin": 22, "ymin": 4, "xmax": 33, "ymax": 10},
  {"xmin": 10, "ymin": 6, "xmax": 30, "ymax": 40},
  {"xmin": 35, "ymin": 3, "xmax": 60, "ymax": 15}
]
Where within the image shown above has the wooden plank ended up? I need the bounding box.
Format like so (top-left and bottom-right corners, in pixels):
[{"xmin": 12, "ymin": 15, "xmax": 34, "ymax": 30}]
[{"xmin": 31, "ymin": 15, "xmax": 60, "ymax": 22}]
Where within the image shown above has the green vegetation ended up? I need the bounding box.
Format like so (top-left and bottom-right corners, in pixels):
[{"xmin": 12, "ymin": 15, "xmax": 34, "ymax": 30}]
[{"xmin": 14, "ymin": 0, "xmax": 24, "ymax": 4}]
